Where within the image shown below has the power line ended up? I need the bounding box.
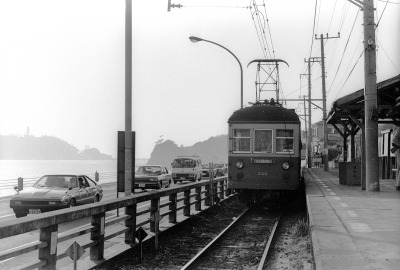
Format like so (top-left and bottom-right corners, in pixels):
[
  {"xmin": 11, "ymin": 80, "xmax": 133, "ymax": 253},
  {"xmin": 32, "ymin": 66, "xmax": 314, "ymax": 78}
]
[
  {"xmin": 333, "ymin": 50, "xmax": 364, "ymax": 101},
  {"xmin": 327, "ymin": 9, "xmax": 360, "ymax": 96}
]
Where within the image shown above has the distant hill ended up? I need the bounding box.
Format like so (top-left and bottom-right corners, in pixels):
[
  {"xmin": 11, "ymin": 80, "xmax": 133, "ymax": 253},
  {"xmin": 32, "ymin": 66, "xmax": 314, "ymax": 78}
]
[
  {"xmin": 0, "ymin": 135, "xmax": 112, "ymax": 160},
  {"xmin": 147, "ymin": 135, "xmax": 228, "ymax": 167}
]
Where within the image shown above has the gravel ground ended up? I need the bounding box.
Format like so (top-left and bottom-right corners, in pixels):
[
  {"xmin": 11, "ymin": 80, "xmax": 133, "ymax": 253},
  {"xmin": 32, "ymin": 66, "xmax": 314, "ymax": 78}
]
[{"xmin": 91, "ymin": 193, "xmax": 313, "ymax": 270}]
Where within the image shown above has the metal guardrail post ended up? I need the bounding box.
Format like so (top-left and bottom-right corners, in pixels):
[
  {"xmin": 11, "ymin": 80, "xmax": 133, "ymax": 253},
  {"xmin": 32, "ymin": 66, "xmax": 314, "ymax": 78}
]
[
  {"xmin": 18, "ymin": 177, "xmax": 23, "ymax": 191},
  {"xmin": 38, "ymin": 224, "xmax": 58, "ymax": 270},
  {"xmin": 219, "ymin": 180, "xmax": 224, "ymax": 200},
  {"xmin": 150, "ymin": 198, "xmax": 159, "ymax": 233},
  {"xmin": 195, "ymin": 186, "xmax": 202, "ymax": 211},
  {"xmin": 205, "ymin": 184, "xmax": 211, "ymax": 206},
  {"xmin": 125, "ymin": 203, "xmax": 137, "ymax": 245},
  {"xmin": 90, "ymin": 213, "xmax": 105, "ymax": 260},
  {"xmin": 183, "ymin": 189, "xmax": 191, "ymax": 216},
  {"xmin": 169, "ymin": 193, "xmax": 177, "ymax": 223}
]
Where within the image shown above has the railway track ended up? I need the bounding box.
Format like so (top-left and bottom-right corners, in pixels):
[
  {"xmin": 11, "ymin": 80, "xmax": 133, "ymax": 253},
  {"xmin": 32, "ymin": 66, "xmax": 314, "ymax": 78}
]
[{"xmin": 181, "ymin": 208, "xmax": 281, "ymax": 270}]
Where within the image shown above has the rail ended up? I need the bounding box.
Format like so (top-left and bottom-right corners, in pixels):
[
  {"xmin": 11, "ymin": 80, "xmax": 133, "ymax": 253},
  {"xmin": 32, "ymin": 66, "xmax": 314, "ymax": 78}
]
[{"xmin": 0, "ymin": 176, "xmax": 230, "ymax": 270}]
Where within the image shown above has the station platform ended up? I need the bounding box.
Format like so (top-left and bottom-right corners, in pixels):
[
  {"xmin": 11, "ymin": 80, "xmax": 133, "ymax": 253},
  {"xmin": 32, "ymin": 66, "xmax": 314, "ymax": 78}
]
[{"xmin": 304, "ymin": 168, "xmax": 400, "ymax": 270}]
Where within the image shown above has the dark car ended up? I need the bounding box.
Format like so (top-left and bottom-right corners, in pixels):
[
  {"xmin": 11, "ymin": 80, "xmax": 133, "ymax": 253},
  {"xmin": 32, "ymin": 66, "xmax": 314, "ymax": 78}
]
[
  {"xmin": 214, "ymin": 163, "xmax": 227, "ymax": 176},
  {"xmin": 134, "ymin": 165, "xmax": 172, "ymax": 190},
  {"xmin": 9, "ymin": 174, "xmax": 103, "ymax": 218},
  {"xmin": 201, "ymin": 164, "xmax": 217, "ymax": 179}
]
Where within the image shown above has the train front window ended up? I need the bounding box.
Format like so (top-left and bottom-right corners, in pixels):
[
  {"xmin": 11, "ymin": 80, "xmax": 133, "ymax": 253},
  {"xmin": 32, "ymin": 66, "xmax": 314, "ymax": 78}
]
[
  {"xmin": 276, "ymin": 129, "xmax": 294, "ymax": 153},
  {"xmin": 254, "ymin": 129, "xmax": 273, "ymax": 153},
  {"xmin": 233, "ymin": 129, "xmax": 251, "ymax": 153}
]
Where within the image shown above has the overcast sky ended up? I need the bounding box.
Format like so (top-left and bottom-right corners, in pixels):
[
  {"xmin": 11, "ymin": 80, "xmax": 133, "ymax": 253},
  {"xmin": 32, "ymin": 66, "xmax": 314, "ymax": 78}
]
[{"xmin": 0, "ymin": 0, "xmax": 399, "ymax": 158}]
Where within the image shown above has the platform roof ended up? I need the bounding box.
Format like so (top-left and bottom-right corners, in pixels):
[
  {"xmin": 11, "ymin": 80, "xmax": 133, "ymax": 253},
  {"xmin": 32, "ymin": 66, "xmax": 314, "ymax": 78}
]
[{"xmin": 327, "ymin": 74, "xmax": 400, "ymax": 126}]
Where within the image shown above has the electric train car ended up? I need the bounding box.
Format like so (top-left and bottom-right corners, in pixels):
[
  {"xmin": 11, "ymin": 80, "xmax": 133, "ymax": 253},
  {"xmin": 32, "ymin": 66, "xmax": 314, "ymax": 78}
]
[{"xmin": 228, "ymin": 99, "xmax": 302, "ymax": 206}]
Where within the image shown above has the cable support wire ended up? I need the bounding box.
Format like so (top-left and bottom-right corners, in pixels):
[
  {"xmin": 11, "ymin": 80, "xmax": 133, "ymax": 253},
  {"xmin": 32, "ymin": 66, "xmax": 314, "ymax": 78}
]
[
  {"xmin": 376, "ymin": 0, "xmax": 390, "ymax": 28},
  {"xmin": 377, "ymin": 39, "xmax": 400, "ymax": 71}
]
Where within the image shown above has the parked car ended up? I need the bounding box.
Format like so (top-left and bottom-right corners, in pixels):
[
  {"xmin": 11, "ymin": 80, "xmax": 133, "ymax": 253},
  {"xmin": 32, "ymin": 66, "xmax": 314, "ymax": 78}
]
[
  {"xmin": 9, "ymin": 174, "xmax": 103, "ymax": 218},
  {"xmin": 214, "ymin": 163, "xmax": 227, "ymax": 176},
  {"xmin": 201, "ymin": 164, "xmax": 217, "ymax": 178},
  {"xmin": 135, "ymin": 165, "xmax": 172, "ymax": 190}
]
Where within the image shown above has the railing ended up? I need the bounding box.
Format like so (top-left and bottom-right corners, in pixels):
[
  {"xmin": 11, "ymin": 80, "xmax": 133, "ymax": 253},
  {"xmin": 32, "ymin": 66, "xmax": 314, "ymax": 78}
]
[{"xmin": 0, "ymin": 176, "xmax": 230, "ymax": 270}]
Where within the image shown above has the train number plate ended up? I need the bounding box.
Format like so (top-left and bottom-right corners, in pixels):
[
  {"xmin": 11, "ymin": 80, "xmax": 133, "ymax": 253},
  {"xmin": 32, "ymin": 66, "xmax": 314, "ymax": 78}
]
[
  {"xmin": 257, "ymin": 172, "xmax": 268, "ymax": 176},
  {"xmin": 29, "ymin": 209, "xmax": 41, "ymax": 214},
  {"xmin": 252, "ymin": 159, "xmax": 274, "ymax": 164}
]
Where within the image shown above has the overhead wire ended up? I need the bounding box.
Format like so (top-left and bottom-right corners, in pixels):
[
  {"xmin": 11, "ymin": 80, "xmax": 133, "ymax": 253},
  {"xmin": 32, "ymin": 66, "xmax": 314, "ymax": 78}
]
[
  {"xmin": 333, "ymin": 50, "xmax": 364, "ymax": 101},
  {"xmin": 327, "ymin": 9, "xmax": 360, "ymax": 96}
]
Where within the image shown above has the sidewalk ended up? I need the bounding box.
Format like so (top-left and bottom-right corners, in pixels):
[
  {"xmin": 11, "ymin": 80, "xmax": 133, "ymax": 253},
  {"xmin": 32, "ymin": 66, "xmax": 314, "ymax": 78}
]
[{"xmin": 305, "ymin": 168, "xmax": 400, "ymax": 270}]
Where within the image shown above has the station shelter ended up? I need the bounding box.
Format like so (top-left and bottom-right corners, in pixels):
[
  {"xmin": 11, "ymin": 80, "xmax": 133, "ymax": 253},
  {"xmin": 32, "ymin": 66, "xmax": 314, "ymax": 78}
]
[{"xmin": 326, "ymin": 74, "xmax": 400, "ymax": 189}]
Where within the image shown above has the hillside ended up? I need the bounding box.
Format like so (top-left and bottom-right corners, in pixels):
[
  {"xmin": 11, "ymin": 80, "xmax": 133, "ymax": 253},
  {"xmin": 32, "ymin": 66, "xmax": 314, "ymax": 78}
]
[
  {"xmin": 147, "ymin": 135, "xmax": 228, "ymax": 167},
  {"xmin": 0, "ymin": 135, "xmax": 112, "ymax": 160}
]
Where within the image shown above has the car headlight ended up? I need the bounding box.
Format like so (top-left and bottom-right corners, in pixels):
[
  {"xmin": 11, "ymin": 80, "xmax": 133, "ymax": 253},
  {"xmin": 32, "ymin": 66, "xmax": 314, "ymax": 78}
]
[
  {"xmin": 235, "ymin": 160, "xmax": 244, "ymax": 169},
  {"xmin": 151, "ymin": 177, "xmax": 158, "ymax": 182},
  {"xmin": 282, "ymin": 162, "xmax": 290, "ymax": 170},
  {"xmin": 49, "ymin": 201, "xmax": 61, "ymax": 205}
]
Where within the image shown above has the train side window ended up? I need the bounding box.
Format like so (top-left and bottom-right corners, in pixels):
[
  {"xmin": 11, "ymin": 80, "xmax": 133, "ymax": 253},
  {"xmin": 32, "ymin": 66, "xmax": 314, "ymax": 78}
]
[
  {"xmin": 254, "ymin": 129, "xmax": 273, "ymax": 153},
  {"xmin": 232, "ymin": 129, "xmax": 251, "ymax": 153},
  {"xmin": 276, "ymin": 129, "xmax": 294, "ymax": 153}
]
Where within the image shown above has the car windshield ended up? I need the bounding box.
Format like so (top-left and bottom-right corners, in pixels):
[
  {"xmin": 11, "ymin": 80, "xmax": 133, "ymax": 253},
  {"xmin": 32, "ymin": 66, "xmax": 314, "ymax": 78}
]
[
  {"xmin": 136, "ymin": 166, "xmax": 162, "ymax": 175},
  {"xmin": 172, "ymin": 158, "xmax": 195, "ymax": 168},
  {"xmin": 33, "ymin": 175, "xmax": 77, "ymax": 189}
]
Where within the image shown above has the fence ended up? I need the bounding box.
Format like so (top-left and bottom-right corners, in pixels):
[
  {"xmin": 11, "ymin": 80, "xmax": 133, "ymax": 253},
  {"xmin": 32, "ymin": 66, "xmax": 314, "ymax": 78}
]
[{"xmin": 0, "ymin": 176, "xmax": 230, "ymax": 270}]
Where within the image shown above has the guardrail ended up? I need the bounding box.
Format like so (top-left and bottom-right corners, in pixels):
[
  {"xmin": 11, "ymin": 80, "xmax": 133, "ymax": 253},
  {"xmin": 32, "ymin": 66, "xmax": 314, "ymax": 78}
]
[{"xmin": 0, "ymin": 176, "xmax": 230, "ymax": 270}]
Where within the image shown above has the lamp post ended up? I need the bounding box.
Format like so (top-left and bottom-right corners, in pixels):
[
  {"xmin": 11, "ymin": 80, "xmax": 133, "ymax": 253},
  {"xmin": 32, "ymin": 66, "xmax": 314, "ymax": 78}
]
[{"xmin": 189, "ymin": 36, "xmax": 243, "ymax": 109}]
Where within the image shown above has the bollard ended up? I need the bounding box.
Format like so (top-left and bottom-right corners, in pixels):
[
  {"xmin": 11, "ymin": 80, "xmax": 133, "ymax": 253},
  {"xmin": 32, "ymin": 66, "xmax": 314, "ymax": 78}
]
[
  {"xmin": 18, "ymin": 177, "xmax": 23, "ymax": 191},
  {"xmin": 95, "ymin": 171, "xmax": 99, "ymax": 182}
]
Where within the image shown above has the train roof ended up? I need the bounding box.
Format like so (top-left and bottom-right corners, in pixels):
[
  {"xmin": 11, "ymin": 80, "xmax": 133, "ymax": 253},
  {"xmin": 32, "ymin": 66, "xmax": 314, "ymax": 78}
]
[{"xmin": 228, "ymin": 103, "xmax": 300, "ymax": 123}]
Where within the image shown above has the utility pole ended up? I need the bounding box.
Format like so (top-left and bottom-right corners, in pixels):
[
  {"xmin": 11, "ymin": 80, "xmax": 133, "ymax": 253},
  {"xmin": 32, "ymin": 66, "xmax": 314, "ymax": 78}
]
[
  {"xmin": 363, "ymin": 0, "xmax": 379, "ymax": 191},
  {"xmin": 304, "ymin": 57, "xmax": 321, "ymax": 168},
  {"xmin": 125, "ymin": 0, "xmax": 133, "ymax": 196},
  {"xmin": 345, "ymin": 0, "xmax": 378, "ymax": 191},
  {"xmin": 315, "ymin": 33, "xmax": 340, "ymax": 172}
]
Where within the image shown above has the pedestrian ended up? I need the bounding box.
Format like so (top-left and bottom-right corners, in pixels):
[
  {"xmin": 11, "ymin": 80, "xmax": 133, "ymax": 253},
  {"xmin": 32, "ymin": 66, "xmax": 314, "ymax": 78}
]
[{"xmin": 391, "ymin": 125, "xmax": 400, "ymax": 190}]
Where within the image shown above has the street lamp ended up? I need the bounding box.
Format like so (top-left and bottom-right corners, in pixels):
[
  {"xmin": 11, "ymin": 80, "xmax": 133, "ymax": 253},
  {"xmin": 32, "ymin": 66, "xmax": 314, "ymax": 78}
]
[{"xmin": 189, "ymin": 36, "xmax": 243, "ymax": 109}]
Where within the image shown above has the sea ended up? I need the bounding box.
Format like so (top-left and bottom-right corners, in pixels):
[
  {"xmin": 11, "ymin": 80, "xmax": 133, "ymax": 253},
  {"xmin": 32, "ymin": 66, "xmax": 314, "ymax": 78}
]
[{"xmin": 0, "ymin": 159, "xmax": 148, "ymax": 197}]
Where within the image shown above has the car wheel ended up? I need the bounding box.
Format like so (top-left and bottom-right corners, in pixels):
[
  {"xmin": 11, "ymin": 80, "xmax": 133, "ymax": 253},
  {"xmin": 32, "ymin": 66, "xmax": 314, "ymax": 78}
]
[
  {"xmin": 167, "ymin": 180, "xmax": 171, "ymax": 188},
  {"xmin": 93, "ymin": 195, "xmax": 99, "ymax": 203},
  {"xmin": 173, "ymin": 180, "xmax": 177, "ymax": 184},
  {"xmin": 199, "ymin": 175, "xmax": 202, "ymax": 181},
  {"xmin": 15, "ymin": 212, "xmax": 27, "ymax": 218},
  {"xmin": 69, "ymin": 198, "xmax": 77, "ymax": 207}
]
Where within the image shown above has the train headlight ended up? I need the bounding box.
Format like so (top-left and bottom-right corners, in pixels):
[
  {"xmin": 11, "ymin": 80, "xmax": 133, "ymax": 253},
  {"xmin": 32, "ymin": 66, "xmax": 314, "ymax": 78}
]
[
  {"xmin": 282, "ymin": 162, "xmax": 290, "ymax": 170},
  {"xmin": 235, "ymin": 160, "xmax": 244, "ymax": 169}
]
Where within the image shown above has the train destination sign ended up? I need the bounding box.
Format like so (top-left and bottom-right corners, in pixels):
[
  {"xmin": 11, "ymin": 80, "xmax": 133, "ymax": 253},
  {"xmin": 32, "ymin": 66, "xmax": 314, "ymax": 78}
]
[{"xmin": 252, "ymin": 158, "xmax": 274, "ymax": 164}]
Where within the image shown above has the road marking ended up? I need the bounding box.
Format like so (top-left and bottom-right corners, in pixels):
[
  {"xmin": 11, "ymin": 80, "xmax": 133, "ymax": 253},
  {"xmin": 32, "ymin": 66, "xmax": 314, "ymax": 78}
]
[
  {"xmin": 0, "ymin": 214, "xmax": 15, "ymax": 219},
  {"xmin": 350, "ymin": 223, "xmax": 372, "ymax": 232},
  {"xmin": 0, "ymin": 257, "xmax": 14, "ymax": 263},
  {"xmin": 330, "ymin": 192, "xmax": 336, "ymax": 195},
  {"xmin": 347, "ymin": 211, "xmax": 358, "ymax": 217},
  {"xmin": 334, "ymin": 197, "xmax": 341, "ymax": 200},
  {"xmin": 327, "ymin": 188, "xmax": 332, "ymax": 191},
  {"xmin": 340, "ymin": 203, "xmax": 348, "ymax": 207}
]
